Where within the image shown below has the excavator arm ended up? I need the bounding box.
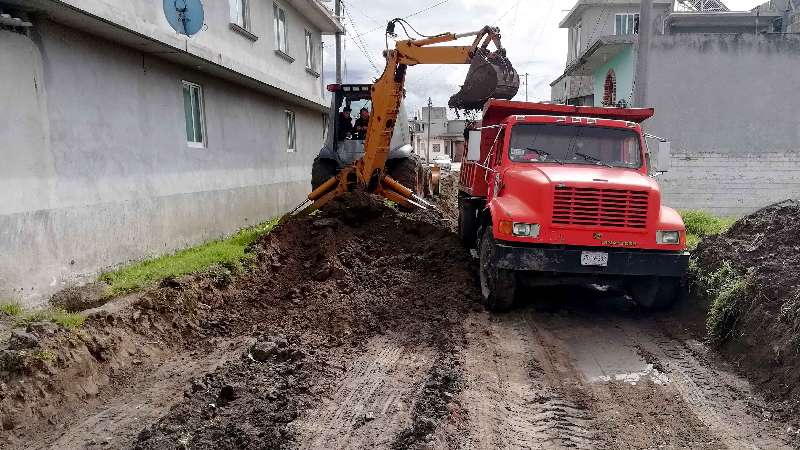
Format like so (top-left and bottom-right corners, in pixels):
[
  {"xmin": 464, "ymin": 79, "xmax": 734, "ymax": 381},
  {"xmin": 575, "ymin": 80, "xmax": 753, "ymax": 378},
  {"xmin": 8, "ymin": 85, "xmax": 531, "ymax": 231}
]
[{"xmin": 298, "ymin": 23, "xmax": 518, "ymax": 214}]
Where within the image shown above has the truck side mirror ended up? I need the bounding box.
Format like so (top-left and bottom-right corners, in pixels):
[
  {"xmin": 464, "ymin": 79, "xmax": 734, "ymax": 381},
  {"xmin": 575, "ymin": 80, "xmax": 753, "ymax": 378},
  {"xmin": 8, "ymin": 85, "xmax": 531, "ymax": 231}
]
[
  {"xmin": 657, "ymin": 140, "xmax": 672, "ymax": 172},
  {"xmin": 467, "ymin": 130, "xmax": 481, "ymax": 161}
]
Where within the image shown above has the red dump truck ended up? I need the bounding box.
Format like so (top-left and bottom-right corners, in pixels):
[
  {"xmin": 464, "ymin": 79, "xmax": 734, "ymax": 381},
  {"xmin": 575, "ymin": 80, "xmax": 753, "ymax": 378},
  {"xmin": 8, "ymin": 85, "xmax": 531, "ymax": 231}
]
[{"xmin": 458, "ymin": 100, "xmax": 689, "ymax": 311}]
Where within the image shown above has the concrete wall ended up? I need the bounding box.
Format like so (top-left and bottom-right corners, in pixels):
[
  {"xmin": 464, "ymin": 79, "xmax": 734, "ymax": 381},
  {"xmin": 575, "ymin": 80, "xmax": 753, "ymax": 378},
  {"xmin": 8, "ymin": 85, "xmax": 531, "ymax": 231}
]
[
  {"xmin": 592, "ymin": 45, "xmax": 634, "ymax": 106},
  {"xmin": 0, "ymin": 22, "xmax": 324, "ymax": 306},
  {"xmin": 645, "ymin": 33, "xmax": 800, "ymax": 215},
  {"xmin": 32, "ymin": 0, "xmax": 330, "ymax": 106}
]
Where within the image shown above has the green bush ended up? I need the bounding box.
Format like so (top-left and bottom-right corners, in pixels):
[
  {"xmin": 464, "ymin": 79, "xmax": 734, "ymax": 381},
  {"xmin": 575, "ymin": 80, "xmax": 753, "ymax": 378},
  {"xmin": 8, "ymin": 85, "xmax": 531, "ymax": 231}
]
[
  {"xmin": 694, "ymin": 260, "xmax": 747, "ymax": 343},
  {"xmin": 99, "ymin": 218, "xmax": 278, "ymax": 295},
  {"xmin": 680, "ymin": 210, "xmax": 737, "ymax": 249}
]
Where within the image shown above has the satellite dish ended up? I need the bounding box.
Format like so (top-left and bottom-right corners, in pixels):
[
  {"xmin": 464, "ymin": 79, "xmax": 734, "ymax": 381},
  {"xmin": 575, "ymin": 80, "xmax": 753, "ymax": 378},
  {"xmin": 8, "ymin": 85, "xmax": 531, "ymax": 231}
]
[{"xmin": 163, "ymin": 0, "xmax": 205, "ymax": 37}]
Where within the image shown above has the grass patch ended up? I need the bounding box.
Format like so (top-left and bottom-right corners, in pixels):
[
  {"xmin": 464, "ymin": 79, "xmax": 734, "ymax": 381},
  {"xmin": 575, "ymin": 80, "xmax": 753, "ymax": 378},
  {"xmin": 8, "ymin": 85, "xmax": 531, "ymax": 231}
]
[
  {"xmin": 99, "ymin": 218, "xmax": 279, "ymax": 295},
  {"xmin": 0, "ymin": 301, "xmax": 23, "ymax": 316},
  {"xmin": 691, "ymin": 260, "xmax": 747, "ymax": 344},
  {"xmin": 16, "ymin": 308, "xmax": 86, "ymax": 330},
  {"xmin": 680, "ymin": 210, "xmax": 737, "ymax": 250}
]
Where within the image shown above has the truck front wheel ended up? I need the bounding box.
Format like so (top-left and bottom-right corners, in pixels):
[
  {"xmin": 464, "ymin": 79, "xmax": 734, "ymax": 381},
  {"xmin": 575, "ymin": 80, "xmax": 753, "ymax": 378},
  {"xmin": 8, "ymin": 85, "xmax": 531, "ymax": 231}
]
[
  {"xmin": 479, "ymin": 226, "xmax": 516, "ymax": 312},
  {"xmin": 628, "ymin": 276, "xmax": 683, "ymax": 310}
]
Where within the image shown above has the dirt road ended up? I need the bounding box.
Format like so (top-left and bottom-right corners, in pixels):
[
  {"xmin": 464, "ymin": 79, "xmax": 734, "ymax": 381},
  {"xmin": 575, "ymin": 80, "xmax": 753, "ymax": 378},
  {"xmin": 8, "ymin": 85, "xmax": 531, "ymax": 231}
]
[{"xmin": 4, "ymin": 193, "xmax": 797, "ymax": 449}]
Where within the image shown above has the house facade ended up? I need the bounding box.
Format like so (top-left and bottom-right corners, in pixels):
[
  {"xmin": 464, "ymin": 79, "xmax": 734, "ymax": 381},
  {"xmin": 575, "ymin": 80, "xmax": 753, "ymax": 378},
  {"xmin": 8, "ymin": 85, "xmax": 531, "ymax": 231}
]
[
  {"xmin": 550, "ymin": 0, "xmax": 800, "ymax": 216},
  {"xmin": 0, "ymin": 0, "xmax": 341, "ymax": 306},
  {"xmin": 410, "ymin": 107, "xmax": 466, "ymax": 162}
]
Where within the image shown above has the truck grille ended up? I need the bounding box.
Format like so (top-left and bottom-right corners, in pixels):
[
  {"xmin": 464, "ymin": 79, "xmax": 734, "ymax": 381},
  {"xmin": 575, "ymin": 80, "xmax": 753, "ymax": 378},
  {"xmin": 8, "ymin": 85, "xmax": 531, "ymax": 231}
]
[{"xmin": 552, "ymin": 186, "xmax": 649, "ymax": 229}]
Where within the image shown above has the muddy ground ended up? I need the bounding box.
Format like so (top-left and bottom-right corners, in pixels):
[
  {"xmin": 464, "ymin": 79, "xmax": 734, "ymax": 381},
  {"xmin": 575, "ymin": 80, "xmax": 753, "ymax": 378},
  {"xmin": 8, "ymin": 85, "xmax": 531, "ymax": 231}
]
[{"xmin": 1, "ymin": 188, "xmax": 798, "ymax": 449}]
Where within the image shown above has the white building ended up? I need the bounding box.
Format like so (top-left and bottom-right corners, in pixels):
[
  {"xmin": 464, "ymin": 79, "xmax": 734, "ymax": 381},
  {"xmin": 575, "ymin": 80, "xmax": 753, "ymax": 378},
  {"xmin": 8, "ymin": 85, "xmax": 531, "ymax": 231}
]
[
  {"xmin": 410, "ymin": 107, "xmax": 466, "ymax": 161},
  {"xmin": 0, "ymin": 0, "xmax": 341, "ymax": 306}
]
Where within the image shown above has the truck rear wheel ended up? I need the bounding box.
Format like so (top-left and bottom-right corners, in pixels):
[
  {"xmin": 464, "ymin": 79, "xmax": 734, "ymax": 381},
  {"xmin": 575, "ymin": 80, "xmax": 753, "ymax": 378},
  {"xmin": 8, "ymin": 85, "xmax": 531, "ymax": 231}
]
[
  {"xmin": 386, "ymin": 154, "xmax": 429, "ymax": 196},
  {"xmin": 629, "ymin": 276, "xmax": 682, "ymax": 310},
  {"xmin": 479, "ymin": 226, "xmax": 516, "ymax": 312},
  {"xmin": 311, "ymin": 156, "xmax": 339, "ymax": 191}
]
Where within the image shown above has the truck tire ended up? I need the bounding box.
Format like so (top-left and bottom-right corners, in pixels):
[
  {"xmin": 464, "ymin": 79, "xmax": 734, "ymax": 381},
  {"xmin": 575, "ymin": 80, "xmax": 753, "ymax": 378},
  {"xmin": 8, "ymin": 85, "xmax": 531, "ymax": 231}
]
[
  {"xmin": 386, "ymin": 154, "xmax": 428, "ymax": 195},
  {"xmin": 311, "ymin": 157, "xmax": 339, "ymax": 191},
  {"xmin": 458, "ymin": 196, "xmax": 480, "ymax": 248},
  {"xmin": 629, "ymin": 276, "xmax": 682, "ymax": 310},
  {"xmin": 479, "ymin": 226, "xmax": 516, "ymax": 312}
]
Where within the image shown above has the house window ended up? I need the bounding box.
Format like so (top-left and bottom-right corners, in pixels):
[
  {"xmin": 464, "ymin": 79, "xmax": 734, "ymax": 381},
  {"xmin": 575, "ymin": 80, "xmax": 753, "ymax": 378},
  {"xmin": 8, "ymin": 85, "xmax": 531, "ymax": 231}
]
[
  {"xmin": 615, "ymin": 14, "xmax": 639, "ymax": 35},
  {"xmin": 602, "ymin": 70, "xmax": 616, "ymax": 106},
  {"xmin": 304, "ymin": 30, "xmax": 315, "ymax": 71},
  {"xmin": 432, "ymin": 143, "xmax": 441, "ymax": 153},
  {"xmin": 573, "ymin": 22, "xmax": 582, "ymax": 58},
  {"xmin": 229, "ymin": 0, "xmax": 249, "ymax": 30},
  {"xmin": 285, "ymin": 110, "xmax": 296, "ymax": 152},
  {"xmin": 182, "ymin": 81, "xmax": 205, "ymax": 147},
  {"xmin": 274, "ymin": 3, "xmax": 288, "ymax": 53}
]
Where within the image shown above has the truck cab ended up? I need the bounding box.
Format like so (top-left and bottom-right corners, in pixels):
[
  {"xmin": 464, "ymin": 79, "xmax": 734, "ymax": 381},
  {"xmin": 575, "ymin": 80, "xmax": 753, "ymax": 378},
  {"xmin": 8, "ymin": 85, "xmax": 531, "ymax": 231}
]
[{"xmin": 459, "ymin": 100, "xmax": 689, "ymax": 311}]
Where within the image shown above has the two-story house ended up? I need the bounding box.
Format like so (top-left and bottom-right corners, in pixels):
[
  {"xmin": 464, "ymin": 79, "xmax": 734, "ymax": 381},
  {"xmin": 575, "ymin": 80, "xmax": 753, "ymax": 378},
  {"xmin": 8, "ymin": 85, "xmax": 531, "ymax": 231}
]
[
  {"xmin": 550, "ymin": 0, "xmax": 673, "ymax": 106},
  {"xmin": 0, "ymin": 0, "xmax": 342, "ymax": 306}
]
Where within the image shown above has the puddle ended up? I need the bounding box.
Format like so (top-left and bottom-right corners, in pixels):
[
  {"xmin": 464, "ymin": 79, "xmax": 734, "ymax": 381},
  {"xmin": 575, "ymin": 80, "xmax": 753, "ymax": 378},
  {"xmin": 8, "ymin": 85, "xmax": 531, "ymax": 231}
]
[{"xmin": 590, "ymin": 364, "xmax": 670, "ymax": 385}]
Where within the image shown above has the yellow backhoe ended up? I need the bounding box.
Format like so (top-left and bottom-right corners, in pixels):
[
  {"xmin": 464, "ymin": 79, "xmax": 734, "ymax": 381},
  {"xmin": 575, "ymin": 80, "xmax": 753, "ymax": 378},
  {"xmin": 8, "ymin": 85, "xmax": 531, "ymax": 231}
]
[{"xmin": 294, "ymin": 20, "xmax": 519, "ymax": 214}]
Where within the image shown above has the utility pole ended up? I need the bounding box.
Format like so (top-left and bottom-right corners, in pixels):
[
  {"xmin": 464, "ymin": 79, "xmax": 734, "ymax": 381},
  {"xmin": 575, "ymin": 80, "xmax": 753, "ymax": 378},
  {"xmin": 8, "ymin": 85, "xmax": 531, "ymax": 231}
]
[
  {"xmin": 524, "ymin": 73, "xmax": 529, "ymax": 102},
  {"xmin": 633, "ymin": 0, "xmax": 653, "ymax": 107},
  {"xmin": 335, "ymin": 0, "xmax": 342, "ymax": 83},
  {"xmin": 426, "ymin": 97, "xmax": 432, "ymax": 163}
]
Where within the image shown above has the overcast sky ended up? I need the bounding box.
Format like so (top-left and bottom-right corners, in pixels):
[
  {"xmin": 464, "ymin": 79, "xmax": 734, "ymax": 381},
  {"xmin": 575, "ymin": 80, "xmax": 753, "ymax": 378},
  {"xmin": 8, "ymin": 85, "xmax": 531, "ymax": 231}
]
[{"xmin": 322, "ymin": 0, "xmax": 765, "ymax": 116}]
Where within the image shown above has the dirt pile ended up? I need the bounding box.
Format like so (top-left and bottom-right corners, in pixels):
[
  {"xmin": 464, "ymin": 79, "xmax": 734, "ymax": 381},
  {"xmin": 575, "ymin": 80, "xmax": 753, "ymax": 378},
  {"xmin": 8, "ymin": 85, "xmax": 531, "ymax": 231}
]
[
  {"xmin": 1, "ymin": 192, "xmax": 478, "ymax": 449},
  {"xmin": 433, "ymin": 170, "xmax": 460, "ymax": 223},
  {"xmin": 692, "ymin": 199, "xmax": 800, "ymax": 403}
]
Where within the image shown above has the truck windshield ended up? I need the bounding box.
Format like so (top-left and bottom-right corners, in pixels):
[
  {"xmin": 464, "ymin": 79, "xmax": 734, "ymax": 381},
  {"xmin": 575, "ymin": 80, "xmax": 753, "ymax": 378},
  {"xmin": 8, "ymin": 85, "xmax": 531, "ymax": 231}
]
[{"xmin": 508, "ymin": 123, "xmax": 642, "ymax": 168}]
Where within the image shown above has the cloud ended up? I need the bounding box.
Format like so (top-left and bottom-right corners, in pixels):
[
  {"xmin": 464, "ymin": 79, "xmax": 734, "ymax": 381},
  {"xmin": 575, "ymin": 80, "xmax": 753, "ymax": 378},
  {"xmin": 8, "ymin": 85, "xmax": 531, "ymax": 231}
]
[
  {"xmin": 324, "ymin": 0, "xmax": 568, "ymax": 116},
  {"xmin": 324, "ymin": 0, "xmax": 765, "ymax": 116}
]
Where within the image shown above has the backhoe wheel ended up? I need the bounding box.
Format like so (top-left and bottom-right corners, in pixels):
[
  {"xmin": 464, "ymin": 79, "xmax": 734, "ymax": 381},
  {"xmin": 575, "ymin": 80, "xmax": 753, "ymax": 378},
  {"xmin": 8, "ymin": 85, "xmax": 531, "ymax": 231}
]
[
  {"xmin": 311, "ymin": 157, "xmax": 339, "ymax": 191},
  {"xmin": 386, "ymin": 154, "xmax": 429, "ymax": 196},
  {"xmin": 479, "ymin": 226, "xmax": 516, "ymax": 312},
  {"xmin": 628, "ymin": 276, "xmax": 683, "ymax": 311}
]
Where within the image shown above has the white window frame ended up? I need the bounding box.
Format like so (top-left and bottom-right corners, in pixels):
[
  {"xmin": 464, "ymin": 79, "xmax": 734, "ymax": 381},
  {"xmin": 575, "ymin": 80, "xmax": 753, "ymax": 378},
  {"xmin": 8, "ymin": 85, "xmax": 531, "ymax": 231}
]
[
  {"xmin": 274, "ymin": 3, "xmax": 288, "ymax": 54},
  {"xmin": 229, "ymin": 0, "xmax": 250, "ymax": 30},
  {"xmin": 615, "ymin": 13, "xmax": 639, "ymax": 35},
  {"xmin": 304, "ymin": 29, "xmax": 315, "ymax": 71},
  {"xmin": 182, "ymin": 81, "xmax": 206, "ymax": 148},
  {"xmin": 285, "ymin": 110, "xmax": 296, "ymax": 152}
]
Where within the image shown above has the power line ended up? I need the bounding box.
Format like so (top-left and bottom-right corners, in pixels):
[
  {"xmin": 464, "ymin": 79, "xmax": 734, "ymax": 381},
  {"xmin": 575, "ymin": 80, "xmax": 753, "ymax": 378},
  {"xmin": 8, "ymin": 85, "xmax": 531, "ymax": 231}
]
[
  {"xmin": 353, "ymin": 0, "xmax": 452, "ymax": 38},
  {"xmin": 341, "ymin": 2, "xmax": 381, "ymax": 74}
]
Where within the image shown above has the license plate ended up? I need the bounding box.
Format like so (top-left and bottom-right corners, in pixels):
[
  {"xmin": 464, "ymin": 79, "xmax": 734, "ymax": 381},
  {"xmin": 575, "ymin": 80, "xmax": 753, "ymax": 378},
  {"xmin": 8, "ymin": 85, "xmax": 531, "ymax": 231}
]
[{"xmin": 581, "ymin": 251, "xmax": 608, "ymax": 267}]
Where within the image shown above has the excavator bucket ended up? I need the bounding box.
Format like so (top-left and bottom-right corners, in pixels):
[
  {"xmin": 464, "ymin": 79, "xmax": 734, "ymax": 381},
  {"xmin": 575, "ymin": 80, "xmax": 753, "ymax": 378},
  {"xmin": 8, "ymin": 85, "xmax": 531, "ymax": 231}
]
[{"xmin": 449, "ymin": 49, "xmax": 520, "ymax": 110}]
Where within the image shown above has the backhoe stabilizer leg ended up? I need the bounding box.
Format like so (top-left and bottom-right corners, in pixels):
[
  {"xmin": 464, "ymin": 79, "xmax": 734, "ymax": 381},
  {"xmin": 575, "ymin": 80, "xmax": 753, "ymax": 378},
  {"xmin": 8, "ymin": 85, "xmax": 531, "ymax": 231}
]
[{"xmin": 382, "ymin": 175, "xmax": 433, "ymax": 208}]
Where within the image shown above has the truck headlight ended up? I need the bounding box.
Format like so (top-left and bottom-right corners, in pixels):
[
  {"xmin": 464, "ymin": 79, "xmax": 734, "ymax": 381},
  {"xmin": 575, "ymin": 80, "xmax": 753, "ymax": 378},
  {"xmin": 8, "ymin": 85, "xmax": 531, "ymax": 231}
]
[
  {"xmin": 513, "ymin": 222, "xmax": 540, "ymax": 237},
  {"xmin": 656, "ymin": 230, "xmax": 680, "ymax": 244}
]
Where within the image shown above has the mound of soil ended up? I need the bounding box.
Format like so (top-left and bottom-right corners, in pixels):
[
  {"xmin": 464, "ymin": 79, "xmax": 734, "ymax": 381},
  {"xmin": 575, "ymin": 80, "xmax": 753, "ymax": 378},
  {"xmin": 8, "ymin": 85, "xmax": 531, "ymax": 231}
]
[
  {"xmin": 0, "ymin": 192, "xmax": 478, "ymax": 448},
  {"xmin": 434, "ymin": 170, "xmax": 460, "ymax": 224},
  {"xmin": 692, "ymin": 200, "xmax": 800, "ymax": 403}
]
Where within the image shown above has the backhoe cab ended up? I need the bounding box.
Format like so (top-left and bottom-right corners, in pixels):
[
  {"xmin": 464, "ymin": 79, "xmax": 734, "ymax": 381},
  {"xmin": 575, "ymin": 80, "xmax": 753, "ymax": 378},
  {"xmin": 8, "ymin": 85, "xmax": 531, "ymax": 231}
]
[{"xmin": 295, "ymin": 21, "xmax": 519, "ymax": 215}]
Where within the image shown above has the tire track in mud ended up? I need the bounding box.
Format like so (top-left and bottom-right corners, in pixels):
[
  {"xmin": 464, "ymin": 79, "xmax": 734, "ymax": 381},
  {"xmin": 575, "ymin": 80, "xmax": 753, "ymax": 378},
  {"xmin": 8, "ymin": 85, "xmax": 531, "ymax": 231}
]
[
  {"xmin": 293, "ymin": 335, "xmax": 436, "ymax": 449},
  {"xmin": 458, "ymin": 311, "xmax": 598, "ymax": 449},
  {"xmin": 34, "ymin": 338, "xmax": 248, "ymax": 450},
  {"xmin": 627, "ymin": 318, "xmax": 795, "ymax": 449}
]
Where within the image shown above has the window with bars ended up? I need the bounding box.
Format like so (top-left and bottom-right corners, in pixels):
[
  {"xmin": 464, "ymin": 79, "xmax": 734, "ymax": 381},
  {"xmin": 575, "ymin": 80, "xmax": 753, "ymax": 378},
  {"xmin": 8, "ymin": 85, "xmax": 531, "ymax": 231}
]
[
  {"xmin": 285, "ymin": 110, "xmax": 296, "ymax": 152},
  {"xmin": 274, "ymin": 3, "xmax": 288, "ymax": 53},
  {"xmin": 182, "ymin": 81, "xmax": 205, "ymax": 148},
  {"xmin": 615, "ymin": 14, "xmax": 639, "ymax": 35}
]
